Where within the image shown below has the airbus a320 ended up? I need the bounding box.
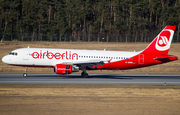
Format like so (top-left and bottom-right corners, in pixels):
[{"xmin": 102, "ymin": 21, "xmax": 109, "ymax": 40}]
[{"xmin": 2, "ymin": 26, "xmax": 178, "ymax": 77}]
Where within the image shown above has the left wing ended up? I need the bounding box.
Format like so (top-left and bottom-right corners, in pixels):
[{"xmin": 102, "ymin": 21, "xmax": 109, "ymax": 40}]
[{"xmin": 57, "ymin": 59, "xmax": 106, "ymax": 69}]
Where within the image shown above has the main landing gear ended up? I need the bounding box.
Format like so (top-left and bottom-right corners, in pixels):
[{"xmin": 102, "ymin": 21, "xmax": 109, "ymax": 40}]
[
  {"xmin": 81, "ymin": 67, "xmax": 89, "ymax": 78},
  {"xmin": 81, "ymin": 71, "xmax": 89, "ymax": 78},
  {"xmin": 23, "ymin": 67, "xmax": 28, "ymax": 77}
]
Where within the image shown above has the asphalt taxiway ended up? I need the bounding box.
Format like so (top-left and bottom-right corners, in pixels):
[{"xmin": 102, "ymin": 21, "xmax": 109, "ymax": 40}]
[{"xmin": 0, "ymin": 74, "xmax": 180, "ymax": 85}]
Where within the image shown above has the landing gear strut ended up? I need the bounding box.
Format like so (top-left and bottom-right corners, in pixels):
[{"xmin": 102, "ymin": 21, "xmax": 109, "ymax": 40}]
[{"xmin": 23, "ymin": 67, "xmax": 28, "ymax": 77}]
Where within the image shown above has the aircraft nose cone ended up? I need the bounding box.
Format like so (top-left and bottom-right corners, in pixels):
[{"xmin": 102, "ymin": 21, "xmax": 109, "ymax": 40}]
[{"xmin": 2, "ymin": 55, "xmax": 9, "ymax": 64}]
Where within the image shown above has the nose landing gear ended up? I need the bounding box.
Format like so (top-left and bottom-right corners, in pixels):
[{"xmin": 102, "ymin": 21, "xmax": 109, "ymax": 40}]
[{"xmin": 23, "ymin": 67, "xmax": 28, "ymax": 77}]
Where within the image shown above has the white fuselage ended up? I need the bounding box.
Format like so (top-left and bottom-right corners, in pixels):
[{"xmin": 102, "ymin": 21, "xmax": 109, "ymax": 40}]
[{"xmin": 2, "ymin": 48, "xmax": 139, "ymax": 67}]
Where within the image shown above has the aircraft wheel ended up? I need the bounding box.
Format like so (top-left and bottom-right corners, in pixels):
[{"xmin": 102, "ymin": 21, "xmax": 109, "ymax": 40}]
[
  {"xmin": 23, "ymin": 73, "xmax": 27, "ymax": 77},
  {"xmin": 81, "ymin": 72, "xmax": 84, "ymax": 77},
  {"xmin": 83, "ymin": 73, "xmax": 89, "ymax": 78}
]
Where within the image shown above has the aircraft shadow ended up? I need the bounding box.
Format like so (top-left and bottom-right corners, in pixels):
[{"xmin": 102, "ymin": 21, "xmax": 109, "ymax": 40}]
[{"xmin": 26, "ymin": 74, "xmax": 180, "ymax": 79}]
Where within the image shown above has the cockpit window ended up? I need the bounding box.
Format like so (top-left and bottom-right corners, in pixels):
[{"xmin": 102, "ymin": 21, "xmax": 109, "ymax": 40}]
[{"xmin": 9, "ymin": 52, "xmax": 18, "ymax": 56}]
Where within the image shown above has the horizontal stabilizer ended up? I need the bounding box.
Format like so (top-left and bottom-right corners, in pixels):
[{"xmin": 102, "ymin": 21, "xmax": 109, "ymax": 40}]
[{"xmin": 155, "ymin": 56, "xmax": 178, "ymax": 61}]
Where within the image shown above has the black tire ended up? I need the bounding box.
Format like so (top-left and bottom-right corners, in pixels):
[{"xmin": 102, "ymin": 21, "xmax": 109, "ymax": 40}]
[
  {"xmin": 81, "ymin": 72, "xmax": 84, "ymax": 77},
  {"xmin": 83, "ymin": 73, "xmax": 89, "ymax": 78}
]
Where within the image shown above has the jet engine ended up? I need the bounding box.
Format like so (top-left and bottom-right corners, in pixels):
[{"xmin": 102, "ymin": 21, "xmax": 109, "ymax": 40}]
[{"xmin": 55, "ymin": 64, "xmax": 79, "ymax": 74}]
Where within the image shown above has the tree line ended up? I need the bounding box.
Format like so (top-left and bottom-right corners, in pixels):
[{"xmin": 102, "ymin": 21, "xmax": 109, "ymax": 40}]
[{"xmin": 0, "ymin": 0, "xmax": 180, "ymax": 42}]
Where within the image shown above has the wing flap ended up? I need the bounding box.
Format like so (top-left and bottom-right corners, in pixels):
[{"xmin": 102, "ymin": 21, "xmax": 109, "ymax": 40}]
[{"xmin": 59, "ymin": 59, "xmax": 105, "ymax": 69}]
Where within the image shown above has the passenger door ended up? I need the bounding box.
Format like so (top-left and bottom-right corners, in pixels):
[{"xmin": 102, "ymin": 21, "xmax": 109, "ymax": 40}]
[{"xmin": 23, "ymin": 50, "xmax": 29, "ymax": 60}]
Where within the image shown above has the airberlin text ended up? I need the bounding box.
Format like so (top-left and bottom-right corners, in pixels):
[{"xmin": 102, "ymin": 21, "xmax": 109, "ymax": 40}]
[{"xmin": 32, "ymin": 50, "xmax": 78, "ymax": 60}]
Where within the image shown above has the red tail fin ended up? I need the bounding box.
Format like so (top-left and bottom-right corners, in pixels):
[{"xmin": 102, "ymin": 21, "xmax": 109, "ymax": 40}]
[{"xmin": 142, "ymin": 26, "xmax": 176, "ymax": 55}]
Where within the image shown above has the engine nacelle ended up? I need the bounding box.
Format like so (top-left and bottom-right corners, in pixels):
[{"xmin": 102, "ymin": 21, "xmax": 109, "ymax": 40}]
[{"xmin": 55, "ymin": 64, "xmax": 79, "ymax": 74}]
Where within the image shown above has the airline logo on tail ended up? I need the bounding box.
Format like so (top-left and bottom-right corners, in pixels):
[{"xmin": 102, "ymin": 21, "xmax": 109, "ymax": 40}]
[{"xmin": 155, "ymin": 29, "xmax": 174, "ymax": 51}]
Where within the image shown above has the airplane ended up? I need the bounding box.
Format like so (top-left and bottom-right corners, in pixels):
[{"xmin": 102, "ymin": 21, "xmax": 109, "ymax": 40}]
[{"xmin": 2, "ymin": 25, "xmax": 178, "ymax": 77}]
